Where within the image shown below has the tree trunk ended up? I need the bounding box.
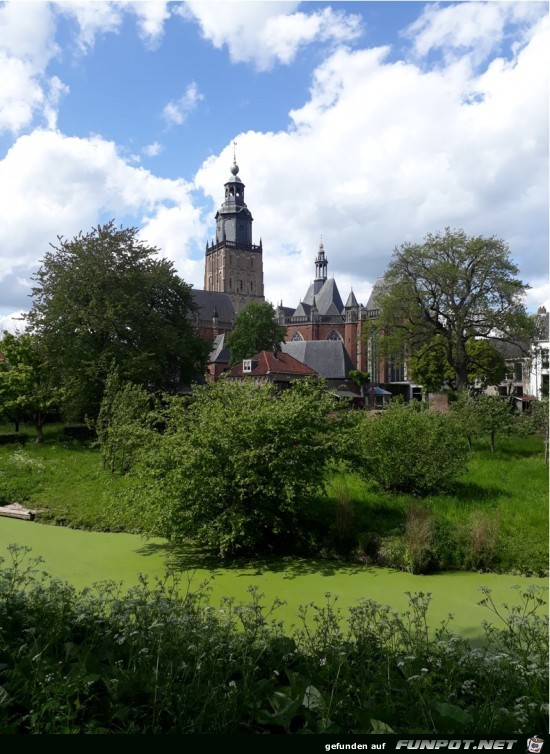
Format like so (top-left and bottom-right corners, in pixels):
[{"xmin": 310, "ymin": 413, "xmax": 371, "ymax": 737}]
[
  {"xmin": 35, "ymin": 414, "xmax": 44, "ymax": 443},
  {"xmin": 454, "ymin": 341, "xmax": 469, "ymax": 393},
  {"xmin": 14, "ymin": 418, "xmax": 20, "ymax": 433},
  {"xmin": 490, "ymin": 430, "xmax": 495, "ymax": 453}
]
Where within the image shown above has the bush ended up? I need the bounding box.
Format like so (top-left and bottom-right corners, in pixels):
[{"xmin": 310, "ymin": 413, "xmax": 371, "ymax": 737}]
[
  {"xmin": 129, "ymin": 379, "xmax": 345, "ymax": 557},
  {"xmin": 356, "ymin": 403, "xmax": 470, "ymax": 495}
]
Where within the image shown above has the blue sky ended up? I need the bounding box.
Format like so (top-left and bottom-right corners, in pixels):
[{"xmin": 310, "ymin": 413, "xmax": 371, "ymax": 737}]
[{"xmin": 0, "ymin": 0, "xmax": 548, "ymax": 332}]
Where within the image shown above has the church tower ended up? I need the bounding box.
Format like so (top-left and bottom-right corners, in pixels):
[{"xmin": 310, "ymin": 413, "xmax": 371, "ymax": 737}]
[{"xmin": 204, "ymin": 155, "xmax": 264, "ymax": 314}]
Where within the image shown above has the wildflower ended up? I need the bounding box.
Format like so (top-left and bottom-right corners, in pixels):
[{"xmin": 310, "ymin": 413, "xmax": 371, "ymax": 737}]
[{"xmin": 319, "ymin": 657, "xmax": 326, "ymax": 667}]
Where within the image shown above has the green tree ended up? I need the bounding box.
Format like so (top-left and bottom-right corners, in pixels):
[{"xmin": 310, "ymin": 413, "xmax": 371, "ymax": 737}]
[
  {"xmin": 410, "ymin": 336, "xmax": 506, "ymax": 394},
  {"xmin": 227, "ymin": 301, "xmax": 287, "ymax": 365},
  {"xmin": 96, "ymin": 364, "xmax": 153, "ymax": 473},
  {"xmin": 376, "ymin": 228, "xmax": 531, "ymax": 392},
  {"xmin": 452, "ymin": 393, "xmax": 515, "ymax": 452},
  {"xmin": 131, "ymin": 379, "xmax": 341, "ymax": 556},
  {"xmin": 0, "ymin": 332, "xmax": 62, "ymax": 441},
  {"xmin": 357, "ymin": 402, "xmax": 470, "ymax": 495},
  {"xmin": 25, "ymin": 221, "xmax": 209, "ymax": 420}
]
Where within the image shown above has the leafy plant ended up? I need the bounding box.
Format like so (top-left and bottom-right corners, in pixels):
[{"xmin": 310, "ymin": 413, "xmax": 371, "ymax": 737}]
[{"xmin": 357, "ymin": 402, "xmax": 470, "ymax": 494}]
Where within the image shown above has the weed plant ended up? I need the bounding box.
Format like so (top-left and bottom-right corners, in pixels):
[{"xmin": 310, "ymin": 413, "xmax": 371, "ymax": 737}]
[{"xmin": 0, "ymin": 545, "xmax": 547, "ymax": 734}]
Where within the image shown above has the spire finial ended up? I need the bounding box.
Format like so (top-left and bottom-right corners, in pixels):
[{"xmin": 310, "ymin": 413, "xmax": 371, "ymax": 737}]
[{"xmin": 230, "ymin": 140, "xmax": 240, "ymax": 176}]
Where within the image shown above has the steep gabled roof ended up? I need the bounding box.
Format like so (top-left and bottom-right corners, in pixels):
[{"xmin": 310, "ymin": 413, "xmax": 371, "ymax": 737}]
[
  {"xmin": 293, "ymin": 301, "xmax": 312, "ymax": 318},
  {"xmin": 229, "ymin": 350, "xmax": 318, "ymax": 378},
  {"xmin": 282, "ymin": 340, "xmax": 355, "ymax": 380},
  {"xmin": 209, "ymin": 333, "xmax": 231, "ymax": 364},
  {"xmin": 365, "ymin": 277, "xmax": 389, "ymax": 312},
  {"xmin": 191, "ymin": 290, "xmax": 235, "ymax": 324},
  {"xmin": 345, "ymin": 290, "xmax": 358, "ymax": 308},
  {"xmin": 314, "ymin": 278, "xmax": 344, "ymax": 316}
]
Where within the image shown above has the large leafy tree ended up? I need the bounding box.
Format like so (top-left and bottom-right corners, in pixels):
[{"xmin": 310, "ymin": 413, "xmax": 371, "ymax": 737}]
[
  {"xmin": 227, "ymin": 301, "xmax": 287, "ymax": 365},
  {"xmin": 25, "ymin": 221, "xmax": 209, "ymax": 420},
  {"xmin": 409, "ymin": 336, "xmax": 506, "ymax": 393},
  {"xmin": 376, "ymin": 228, "xmax": 531, "ymax": 392},
  {"xmin": 0, "ymin": 332, "xmax": 62, "ymax": 440}
]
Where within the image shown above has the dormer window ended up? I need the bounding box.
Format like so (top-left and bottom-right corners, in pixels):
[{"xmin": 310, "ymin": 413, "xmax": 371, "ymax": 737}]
[{"xmin": 243, "ymin": 359, "xmax": 252, "ymax": 373}]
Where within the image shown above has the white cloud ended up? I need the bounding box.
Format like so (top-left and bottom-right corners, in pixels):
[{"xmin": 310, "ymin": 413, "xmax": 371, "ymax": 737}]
[
  {"xmin": 0, "ymin": 129, "xmax": 209, "ymax": 313},
  {"xmin": 128, "ymin": 1, "xmax": 171, "ymax": 48},
  {"xmin": 195, "ymin": 10, "xmax": 548, "ymax": 312},
  {"xmin": 404, "ymin": 1, "xmax": 546, "ymax": 65},
  {"xmin": 0, "ymin": 2, "xmax": 61, "ymax": 134},
  {"xmin": 142, "ymin": 141, "xmax": 163, "ymax": 157},
  {"xmin": 180, "ymin": 1, "xmax": 362, "ymax": 71},
  {"xmin": 53, "ymin": 1, "xmax": 124, "ymax": 53},
  {"xmin": 0, "ymin": 312, "xmax": 25, "ymax": 335},
  {"xmin": 54, "ymin": 1, "xmax": 171, "ymax": 52},
  {"xmin": 162, "ymin": 82, "xmax": 204, "ymax": 126}
]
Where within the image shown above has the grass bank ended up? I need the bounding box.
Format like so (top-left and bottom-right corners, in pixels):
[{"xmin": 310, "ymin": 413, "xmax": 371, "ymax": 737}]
[{"xmin": 0, "ymin": 426, "xmax": 548, "ymax": 574}]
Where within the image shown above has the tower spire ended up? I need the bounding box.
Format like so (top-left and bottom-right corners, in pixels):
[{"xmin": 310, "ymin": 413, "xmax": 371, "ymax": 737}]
[{"xmin": 314, "ymin": 237, "xmax": 328, "ymax": 282}]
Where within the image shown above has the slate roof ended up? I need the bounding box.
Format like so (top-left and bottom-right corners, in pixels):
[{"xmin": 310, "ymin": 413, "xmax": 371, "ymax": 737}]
[
  {"xmin": 315, "ymin": 278, "xmax": 344, "ymax": 316},
  {"xmin": 293, "ymin": 277, "xmax": 344, "ymax": 319},
  {"xmin": 229, "ymin": 351, "xmax": 318, "ymax": 378},
  {"xmin": 191, "ymin": 290, "xmax": 235, "ymax": 325},
  {"xmin": 293, "ymin": 301, "xmax": 313, "ymax": 318},
  {"xmin": 345, "ymin": 290, "xmax": 358, "ymax": 308},
  {"xmin": 282, "ymin": 340, "xmax": 355, "ymax": 380},
  {"xmin": 209, "ymin": 333, "xmax": 231, "ymax": 364},
  {"xmin": 491, "ymin": 338, "xmax": 530, "ymax": 360},
  {"xmin": 365, "ymin": 277, "xmax": 389, "ymax": 312}
]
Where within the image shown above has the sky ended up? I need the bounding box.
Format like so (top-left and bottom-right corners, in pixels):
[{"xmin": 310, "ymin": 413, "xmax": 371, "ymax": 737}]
[{"xmin": 0, "ymin": 0, "xmax": 548, "ymax": 333}]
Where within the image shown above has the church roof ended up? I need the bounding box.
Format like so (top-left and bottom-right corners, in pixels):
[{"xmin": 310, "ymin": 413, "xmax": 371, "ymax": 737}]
[
  {"xmin": 345, "ymin": 290, "xmax": 358, "ymax": 308},
  {"xmin": 282, "ymin": 340, "xmax": 355, "ymax": 380},
  {"xmin": 292, "ymin": 277, "xmax": 344, "ymax": 319},
  {"xmin": 365, "ymin": 277, "xmax": 389, "ymax": 312},
  {"xmin": 192, "ymin": 290, "xmax": 235, "ymax": 325},
  {"xmin": 315, "ymin": 278, "xmax": 344, "ymax": 316},
  {"xmin": 209, "ymin": 333, "xmax": 231, "ymax": 364},
  {"xmin": 293, "ymin": 301, "xmax": 312, "ymax": 318}
]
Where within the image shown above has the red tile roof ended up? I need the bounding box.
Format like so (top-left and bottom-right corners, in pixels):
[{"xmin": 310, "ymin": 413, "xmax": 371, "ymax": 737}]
[{"xmin": 229, "ymin": 350, "xmax": 318, "ymax": 378}]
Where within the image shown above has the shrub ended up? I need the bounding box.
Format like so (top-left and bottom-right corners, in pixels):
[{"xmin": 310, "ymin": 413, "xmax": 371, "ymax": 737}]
[
  {"xmin": 356, "ymin": 403, "xmax": 470, "ymax": 495},
  {"xmin": 129, "ymin": 379, "xmax": 344, "ymax": 556}
]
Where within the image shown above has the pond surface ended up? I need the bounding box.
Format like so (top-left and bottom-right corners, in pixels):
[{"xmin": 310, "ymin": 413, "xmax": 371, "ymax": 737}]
[{"xmin": 1, "ymin": 517, "xmax": 546, "ymax": 644}]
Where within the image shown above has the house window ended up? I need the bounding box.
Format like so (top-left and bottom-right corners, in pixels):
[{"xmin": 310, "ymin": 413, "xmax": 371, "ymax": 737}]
[
  {"xmin": 513, "ymin": 361, "xmax": 523, "ymax": 382},
  {"xmin": 542, "ymin": 348, "xmax": 549, "ymax": 370}
]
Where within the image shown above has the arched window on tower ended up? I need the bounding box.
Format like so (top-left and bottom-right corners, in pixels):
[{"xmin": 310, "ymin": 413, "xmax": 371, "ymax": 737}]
[
  {"xmin": 290, "ymin": 331, "xmax": 304, "ymax": 341},
  {"xmin": 326, "ymin": 330, "xmax": 343, "ymax": 341}
]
